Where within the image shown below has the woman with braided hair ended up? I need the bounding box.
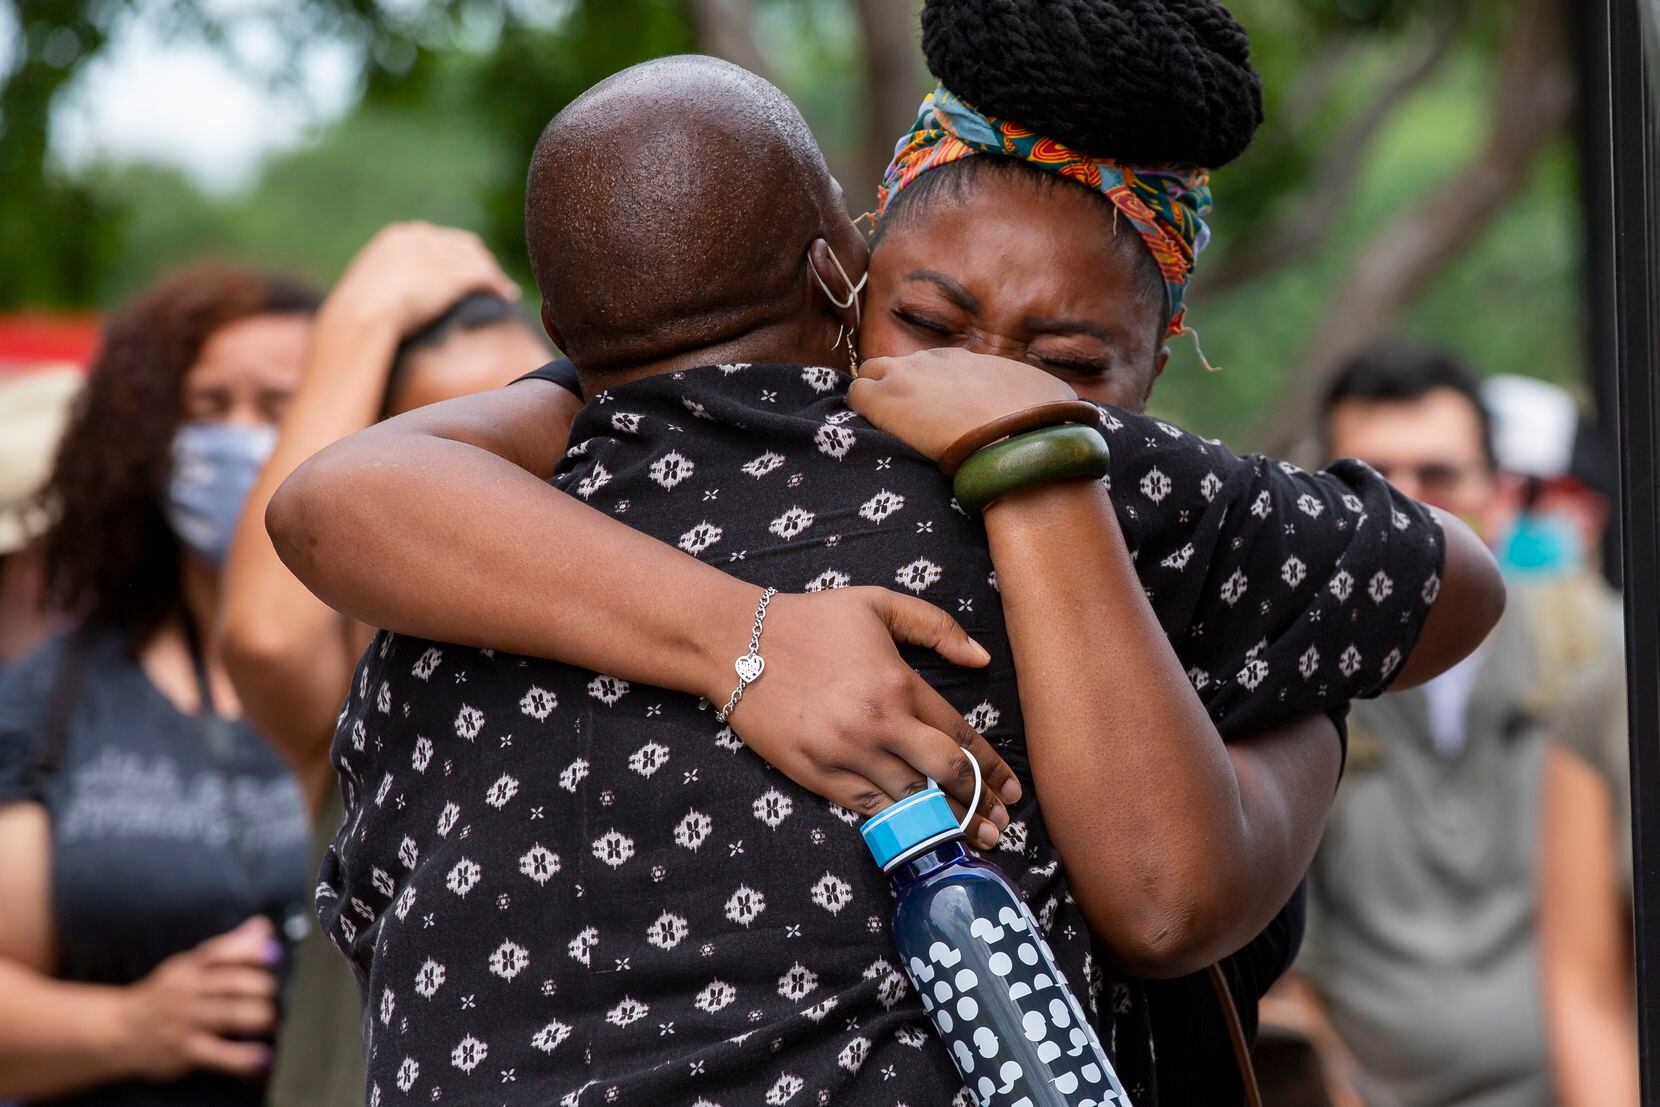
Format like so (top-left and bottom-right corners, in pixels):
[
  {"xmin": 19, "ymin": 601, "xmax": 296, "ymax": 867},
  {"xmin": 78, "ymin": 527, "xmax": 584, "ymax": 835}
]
[
  {"xmin": 858, "ymin": 0, "xmax": 1259, "ymax": 407},
  {"xmin": 837, "ymin": 2, "xmax": 1304, "ymax": 1100},
  {"xmin": 268, "ymin": 18, "xmax": 1500, "ymax": 1106}
]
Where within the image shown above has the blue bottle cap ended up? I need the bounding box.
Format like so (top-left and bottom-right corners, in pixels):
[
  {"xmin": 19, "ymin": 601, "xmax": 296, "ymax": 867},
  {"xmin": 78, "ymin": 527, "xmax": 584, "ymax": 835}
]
[{"xmin": 860, "ymin": 787, "xmax": 963, "ymax": 872}]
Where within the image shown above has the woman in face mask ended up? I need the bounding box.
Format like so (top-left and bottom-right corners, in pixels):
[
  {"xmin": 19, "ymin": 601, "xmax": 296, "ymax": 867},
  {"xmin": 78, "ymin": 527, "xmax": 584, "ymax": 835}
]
[{"xmin": 0, "ymin": 265, "xmax": 320, "ymax": 1106}]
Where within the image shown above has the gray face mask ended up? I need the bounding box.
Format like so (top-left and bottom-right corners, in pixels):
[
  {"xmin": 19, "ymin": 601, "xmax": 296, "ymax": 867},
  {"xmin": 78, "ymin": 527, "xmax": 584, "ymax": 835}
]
[{"xmin": 163, "ymin": 422, "xmax": 276, "ymax": 567}]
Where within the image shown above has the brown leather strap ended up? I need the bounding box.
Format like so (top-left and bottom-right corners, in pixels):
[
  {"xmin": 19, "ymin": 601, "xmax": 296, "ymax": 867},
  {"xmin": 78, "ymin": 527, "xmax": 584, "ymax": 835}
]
[
  {"xmin": 937, "ymin": 400, "xmax": 1103, "ymax": 477},
  {"xmin": 1207, "ymin": 962, "xmax": 1264, "ymax": 1107}
]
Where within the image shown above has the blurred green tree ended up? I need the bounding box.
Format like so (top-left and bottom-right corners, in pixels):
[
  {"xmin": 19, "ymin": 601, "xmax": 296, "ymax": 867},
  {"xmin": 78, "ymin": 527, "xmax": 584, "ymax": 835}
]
[
  {"xmin": 80, "ymin": 90, "xmax": 509, "ymax": 304},
  {"xmin": 0, "ymin": 0, "xmax": 120, "ymax": 306},
  {"xmin": 2, "ymin": 0, "xmax": 1584, "ymax": 447},
  {"xmin": 0, "ymin": 0, "xmax": 527, "ymax": 306},
  {"xmin": 0, "ymin": 0, "xmax": 911, "ymax": 306},
  {"xmin": 1219, "ymin": 0, "xmax": 1576, "ymax": 453}
]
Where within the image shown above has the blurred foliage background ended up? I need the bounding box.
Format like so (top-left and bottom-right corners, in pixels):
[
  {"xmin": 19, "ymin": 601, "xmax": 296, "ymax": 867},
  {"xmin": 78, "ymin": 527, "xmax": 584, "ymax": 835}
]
[{"xmin": 0, "ymin": 0, "xmax": 1582, "ymax": 447}]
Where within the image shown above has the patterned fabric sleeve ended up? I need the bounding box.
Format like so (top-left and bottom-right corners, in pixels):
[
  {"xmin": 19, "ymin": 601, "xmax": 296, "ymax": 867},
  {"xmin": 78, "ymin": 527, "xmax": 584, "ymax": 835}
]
[
  {"xmin": 1096, "ymin": 409, "xmax": 1445, "ymax": 740},
  {"xmin": 1191, "ymin": 456, "xmax": 1442, "ymax": 736}
]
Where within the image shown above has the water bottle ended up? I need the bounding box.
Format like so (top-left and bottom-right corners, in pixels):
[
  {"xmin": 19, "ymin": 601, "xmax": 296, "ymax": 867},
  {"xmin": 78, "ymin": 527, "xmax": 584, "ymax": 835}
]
[{"xmin": 860, "ymin": 760, "xmax": 1131, "ymax": 1107}]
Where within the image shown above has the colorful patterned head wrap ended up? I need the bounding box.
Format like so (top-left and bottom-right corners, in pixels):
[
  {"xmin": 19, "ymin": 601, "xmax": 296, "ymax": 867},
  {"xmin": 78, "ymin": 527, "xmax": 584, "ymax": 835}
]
[{"xmin": 876, "ymin": 86, "xmax": 1214, "ymax": 337}]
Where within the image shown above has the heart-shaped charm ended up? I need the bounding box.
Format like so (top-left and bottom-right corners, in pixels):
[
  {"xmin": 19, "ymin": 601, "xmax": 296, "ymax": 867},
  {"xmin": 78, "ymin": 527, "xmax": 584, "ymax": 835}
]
[{"xmin": 734, "ymin": 654, "xmax": 765, "ymax": 684}]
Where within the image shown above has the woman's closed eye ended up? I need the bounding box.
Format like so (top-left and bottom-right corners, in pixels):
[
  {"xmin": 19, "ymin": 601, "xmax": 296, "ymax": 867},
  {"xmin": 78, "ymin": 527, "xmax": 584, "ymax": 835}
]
[
  {"xmin": 1035, "ymin": 354, "xmax": 1107, "ymax": 375},
  {"xmin": 891, "ymin": 307, "xmax": 954, "ymax": 337},
  {"xmin": 1030, "ymin": 346, "xmax": 1111, "ymax": 379}
]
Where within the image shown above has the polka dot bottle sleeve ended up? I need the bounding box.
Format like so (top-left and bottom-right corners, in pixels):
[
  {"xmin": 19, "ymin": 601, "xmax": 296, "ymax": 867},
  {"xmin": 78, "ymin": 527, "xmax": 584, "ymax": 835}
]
[{"xmin": 862, "ymin": 789, "xmax": 1131, "ymax": 1106}]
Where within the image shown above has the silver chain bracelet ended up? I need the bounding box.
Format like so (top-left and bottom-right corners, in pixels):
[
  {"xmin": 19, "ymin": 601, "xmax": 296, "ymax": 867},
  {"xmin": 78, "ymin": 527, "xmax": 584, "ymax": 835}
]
[{"xmin": 716, "ymin": 587, "xmax": 778, "ymax": 723}]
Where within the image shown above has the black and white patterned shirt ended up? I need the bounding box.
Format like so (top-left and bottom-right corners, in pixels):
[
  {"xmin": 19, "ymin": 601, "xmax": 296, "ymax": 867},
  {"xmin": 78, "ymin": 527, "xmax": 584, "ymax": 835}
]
[{"xmin": 320, "ymin": 362, "xmax": 1442, "ymax": 1107}]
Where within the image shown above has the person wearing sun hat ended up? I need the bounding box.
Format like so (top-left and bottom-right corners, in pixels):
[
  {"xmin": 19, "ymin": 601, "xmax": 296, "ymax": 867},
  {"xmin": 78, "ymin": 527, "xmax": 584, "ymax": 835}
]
[{"xmin": 0, "ymin": 366, "xmax": 82, "ymax": 671}]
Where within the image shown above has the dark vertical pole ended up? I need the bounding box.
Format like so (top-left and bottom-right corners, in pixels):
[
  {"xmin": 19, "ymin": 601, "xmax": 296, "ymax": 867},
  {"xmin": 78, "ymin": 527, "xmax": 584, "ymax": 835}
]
[
  {"xmin": 1580, "ymin": 1, "xmax": 1620, "ymax": 428},
  {"xmin": 1607, "ymin": 1, "xmax": 1660, "ymax": 1102},
  {"xmin": 1577, "ymin": 0, "xmax": 1626, "ymax": 587}
]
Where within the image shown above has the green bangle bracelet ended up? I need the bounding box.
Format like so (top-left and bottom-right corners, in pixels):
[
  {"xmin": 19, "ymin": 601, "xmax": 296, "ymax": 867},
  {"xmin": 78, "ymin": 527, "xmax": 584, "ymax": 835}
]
[{"xmin": 952, "ymin": 424, "xmax": 1112, "ymax": 515}]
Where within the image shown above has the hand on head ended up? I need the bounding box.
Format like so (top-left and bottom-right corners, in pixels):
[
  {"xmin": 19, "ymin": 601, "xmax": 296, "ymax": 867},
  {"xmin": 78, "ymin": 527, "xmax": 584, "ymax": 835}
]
[{"xmin": 327, "ymin": 221, "xmax": 520, "ymax": 337}]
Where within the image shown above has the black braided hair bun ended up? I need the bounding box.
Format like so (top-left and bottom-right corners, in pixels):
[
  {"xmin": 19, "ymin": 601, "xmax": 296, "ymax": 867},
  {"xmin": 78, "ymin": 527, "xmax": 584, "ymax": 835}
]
[{"xmin": 921, "ymin": 0, "xmax": 1263, "ymax": 168}]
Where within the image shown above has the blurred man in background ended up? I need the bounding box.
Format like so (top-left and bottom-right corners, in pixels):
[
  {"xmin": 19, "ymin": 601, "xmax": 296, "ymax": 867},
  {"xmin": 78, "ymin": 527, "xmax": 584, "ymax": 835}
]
[
  {"xmin": 1279, "ymin": 342, "xmax": 1562, "ymax": 1107},
  {"xmin": 0, "ymin": 368, "xmax": 81, "ymax": 672}
]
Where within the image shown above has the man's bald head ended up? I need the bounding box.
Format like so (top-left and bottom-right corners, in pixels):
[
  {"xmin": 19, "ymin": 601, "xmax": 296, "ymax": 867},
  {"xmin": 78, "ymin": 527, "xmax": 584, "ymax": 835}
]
[{"xmin": 527, "ymin": 56, "xmax": 851, "ymax": 374}]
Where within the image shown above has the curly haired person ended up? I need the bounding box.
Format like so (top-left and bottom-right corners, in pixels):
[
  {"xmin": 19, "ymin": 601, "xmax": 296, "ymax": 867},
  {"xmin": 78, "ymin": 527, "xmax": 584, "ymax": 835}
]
[{"xmin": 0, "ymin": 268, "xmax": 317, "ymax": 1106}]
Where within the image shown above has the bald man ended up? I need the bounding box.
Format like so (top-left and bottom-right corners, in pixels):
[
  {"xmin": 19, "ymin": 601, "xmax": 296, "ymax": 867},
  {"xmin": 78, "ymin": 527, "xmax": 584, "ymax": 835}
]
[{"xmin": 305, "ymin": 58, "xmax": 1013, "ymax": 1106}]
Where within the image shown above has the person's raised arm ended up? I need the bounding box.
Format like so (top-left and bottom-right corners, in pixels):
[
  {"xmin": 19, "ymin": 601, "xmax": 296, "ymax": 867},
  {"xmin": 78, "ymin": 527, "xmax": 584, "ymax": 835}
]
[
  {"xmin": 979, "ymin": 478, "xmax": 1338, "ymax": 976},
  {"xmin": 268, "ymin": 379, "xmax": 1021, "ymax": 841},
  {"xmin": 221, "ymin": 222, "xmax": 521, "ymax": 806}
]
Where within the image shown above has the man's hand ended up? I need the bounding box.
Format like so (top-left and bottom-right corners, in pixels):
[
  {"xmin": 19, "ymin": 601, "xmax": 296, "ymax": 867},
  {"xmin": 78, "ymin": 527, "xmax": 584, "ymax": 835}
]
[
  {"xmin": 721, "ymin": 587, "xmax": 1022, "ymax": 848},
  {"xmin": 322, "ymin": 221, "xmax": 521, "ymax": 341},
  {"xmin": 849, "ymin": 348, "xmax": 1079, "ymax": 462}
]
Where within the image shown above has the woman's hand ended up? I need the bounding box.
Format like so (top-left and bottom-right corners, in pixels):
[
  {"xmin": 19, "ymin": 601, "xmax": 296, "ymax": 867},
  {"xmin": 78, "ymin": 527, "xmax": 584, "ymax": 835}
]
[
  {"xmin": 849, "ymin": 347, "xmax": 1079, "ymax": 462},
  {"xmin": 722, "ymin": 587, "xmax": 1022, "ymax": 848},
  {"xmin": 272, "ymin": 384, "xmax": 1022, "ymax": 842},
  {"xmin": 322, "ymin": 221, "xmax": 521, "ymax": 340},
  {"xmin": 118, "ymin": 916, "xmax": 280, "ymax": 1082}
]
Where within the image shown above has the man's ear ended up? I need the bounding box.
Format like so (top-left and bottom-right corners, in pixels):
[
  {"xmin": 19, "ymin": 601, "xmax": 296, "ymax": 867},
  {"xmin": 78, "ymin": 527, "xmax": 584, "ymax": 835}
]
[
  {"xmin": 540, "ymin": 301, "xmax": 565, "ymax": 354},
  {"xmin": 807, "ymin": 235, "xmax": 868, "ymax": 329}
]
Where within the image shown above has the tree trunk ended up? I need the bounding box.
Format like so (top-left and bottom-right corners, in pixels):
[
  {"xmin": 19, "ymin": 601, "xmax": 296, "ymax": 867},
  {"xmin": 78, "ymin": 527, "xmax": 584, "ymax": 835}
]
[
  {"xmin": 849, "ymin": 0, "xmax": 926, "ymax": 210},
  {"xmin": 1201, "ymin": 12, "xmax": 1462, "ymax": 296},
  {"xmin": 686, "ymin": 0, "xmax": 773, "ymax": 81},
  {"xmin": 0, "ymin": 0, "xmax": 111, "ymax": 305},
  {"xmin": 1258, "ymin": 0, "xmax": 1575, "ymax": 458}
]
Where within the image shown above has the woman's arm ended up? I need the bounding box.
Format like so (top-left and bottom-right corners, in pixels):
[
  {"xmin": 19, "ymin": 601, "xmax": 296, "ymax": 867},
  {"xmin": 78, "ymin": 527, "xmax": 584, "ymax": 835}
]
[
  {"xmin": 1540, "ymin": 742, "xmax": 1639, "ymax": 1107},
  {"xmin": 221, "ymin": 223, "xmax": 521, "ymax": 806},
  {"xmin": 850, "ymin": 349, "xmax": 1501, "ymax": 690},
  {"xmin": 984, "ymin": 478, "xmax": 1339, "ymax": 976},
  {"xmin": 0, "ymin": 803, "xmax": 277, "ymax": 1098},
  {"xmin": 268, "ymin": 381, "xmax": 1021, "ymax": 837},
  {"xmin": 847, "ymin": 347, "xmax": 1503, "ymax": 975},
  {"xmin": 269, "ymin": 379, "xmax": 737, "ymax": 697}
]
